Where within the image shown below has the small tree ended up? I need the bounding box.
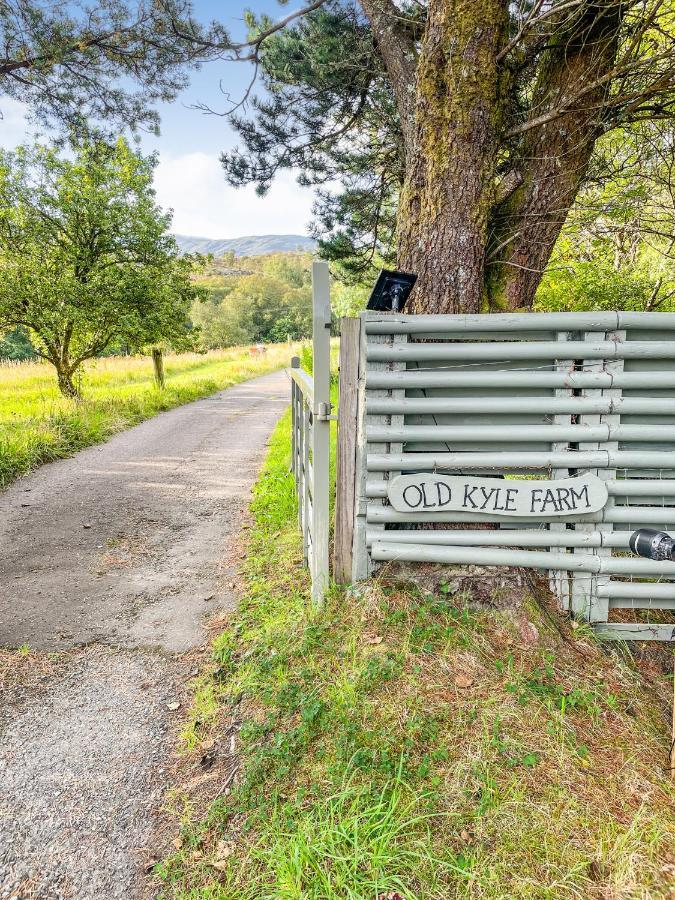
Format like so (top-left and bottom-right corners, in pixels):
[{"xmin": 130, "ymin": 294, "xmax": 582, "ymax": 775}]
[{"xmin": 0, "ymin": 139, "xmax": 202, "ymax": 397}]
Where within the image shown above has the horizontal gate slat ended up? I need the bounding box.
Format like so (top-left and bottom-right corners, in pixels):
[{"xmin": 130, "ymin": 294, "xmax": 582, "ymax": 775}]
[
  {"xmin": 366, "ymin": 450, "xmax": 675, "ymax": 471},
  {"xmin": 371, "ymin": 541, "xmax": 675, "ymax": 577},
  {"xmin": 365, "ymin": 396, "xmax": 675, "ymax": 416},
  {"xmin": 592, "ymin": 623, "xmax": 675, "ymax": 641},
  {"xmin": 599, "ymin": 583, "xmax": 675, "ymax": 599},
  {"xmin": 367, "ymin": 424, "xmax": 675, "ymax": 443},
  {"xmin": 609, "ymin": 598, "xmax": 675, "ymax": 610},
  {"xmin": 364, "ymin": 311, "xmax": 675, "ymax": 334},
  {"xmin": 367, "ymin": 341, "xmax": 675, "ymax": 363},
  {"xmin": 367, "ymin": 505, "xmax": 675, "ymax": 526},
  {"xmin": 365, "ymin": 528, "xmax": 633, "ymax": 549},
  {"xmin": 366, "ymin": 370, "xmax": 675, "ymax": 390}
]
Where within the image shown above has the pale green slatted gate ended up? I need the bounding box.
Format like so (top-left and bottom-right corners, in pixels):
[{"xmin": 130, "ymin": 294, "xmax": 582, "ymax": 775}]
[{"xmin": 350, "ymin": 310, "xmax": 675, "ymax": 641}]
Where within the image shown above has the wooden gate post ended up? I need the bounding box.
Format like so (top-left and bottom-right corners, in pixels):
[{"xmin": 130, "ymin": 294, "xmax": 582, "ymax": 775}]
[
  {"xmin": 152, "ymin": 347, "xmax": 165, "ymax": 389},
  {"xmin": 333, "ymin": 317, "xmax": 361, "ymax": 583}
]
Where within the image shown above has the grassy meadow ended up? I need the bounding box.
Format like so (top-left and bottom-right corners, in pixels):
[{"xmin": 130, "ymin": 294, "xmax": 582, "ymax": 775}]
[{"xmin": 0, "ymin": 345, "xmax": 298, "ymax": 489}]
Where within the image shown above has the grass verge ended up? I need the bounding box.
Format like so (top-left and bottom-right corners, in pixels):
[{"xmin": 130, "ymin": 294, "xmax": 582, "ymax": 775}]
[
  {"xmin": 157, "ymin": 410, "xmax": 675, "ymax": 899},
  {"xmin": 0, "ymin": 344, "xmax": 297, "ymax": 488}
]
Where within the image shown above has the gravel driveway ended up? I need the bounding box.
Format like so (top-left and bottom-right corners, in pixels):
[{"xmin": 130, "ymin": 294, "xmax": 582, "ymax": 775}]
[{"xmin": 0, "ymin": 369, "xmax": 289, "ymax": 898}]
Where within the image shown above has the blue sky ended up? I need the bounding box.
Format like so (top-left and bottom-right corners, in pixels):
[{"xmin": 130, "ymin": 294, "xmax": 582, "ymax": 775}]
[{"xmin": 1, "ymin": 0, "xmax": 317, "ymax": 238}]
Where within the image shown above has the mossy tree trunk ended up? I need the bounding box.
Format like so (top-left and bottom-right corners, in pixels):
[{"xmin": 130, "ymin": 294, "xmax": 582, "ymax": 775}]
[
  {"xmin": 51, "ymin": 323, "xmax": 80, "ymax": 398},
  {"xmin": 397, "ymin": 0, "xmax": 508, "ymax": 314},
  {"xmin": 55, "ymin": 363, "xmax": 78, "ymax": 398},
  {"xmin": 360, "ymin": 0, "xmax": 625, "ymax": 314},
  {"xmin": 487, "ymin": 2, "xmax": 625, "ymax": 310}
]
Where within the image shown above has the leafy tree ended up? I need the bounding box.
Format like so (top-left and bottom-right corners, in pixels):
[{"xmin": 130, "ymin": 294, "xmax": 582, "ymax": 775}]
[
  {"xmin": 0, "ymin": 0, "xmax": 198, "ymax": 135},
  {"xmin": 0, "ymin": 139, "xmax": 203, "ymax": 396},
  {"xmin": 537, "ymin": 124, "xmax": 675, "ymax": 313},
  {"xmin": 215, "ymin": 0, "xmax": 675, "ymax": 313},
  {"xmin": 0, "ymin": 326, "xmax": 34, "ymax": 361},
  {"xmin": 192, "ymin": 255, "xmax": 313, "ymax": 348},
  {"xmin": 190, "ymin": 294, "xmax": 251, "ymax": 348}
]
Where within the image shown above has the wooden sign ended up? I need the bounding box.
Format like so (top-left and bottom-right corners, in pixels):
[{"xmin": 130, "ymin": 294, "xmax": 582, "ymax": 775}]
[{"xmin": 387, "ymin": 473, "xmax": 608, "ymax": 517}]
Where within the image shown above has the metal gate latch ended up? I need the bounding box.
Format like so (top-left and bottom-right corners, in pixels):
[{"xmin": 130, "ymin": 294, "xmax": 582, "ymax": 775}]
[{"xmin": 317, "ymin": 401, "xmax": 337, "ymax": 421}]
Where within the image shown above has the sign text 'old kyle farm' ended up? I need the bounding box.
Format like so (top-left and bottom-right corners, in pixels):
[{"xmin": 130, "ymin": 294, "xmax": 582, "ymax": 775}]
[{"xmin": 387, "ymin": 473, "xmax": 608, "ymax": 518}]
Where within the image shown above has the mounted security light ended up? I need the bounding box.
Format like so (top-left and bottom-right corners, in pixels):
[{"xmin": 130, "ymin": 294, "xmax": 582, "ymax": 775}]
[
  {"xmin": 629, "ymin": 528, "xmax": 675, "ymax": 561},
  {"xmin": 367, "ymin": 269, "xmax": 417, "ymax": 312}
]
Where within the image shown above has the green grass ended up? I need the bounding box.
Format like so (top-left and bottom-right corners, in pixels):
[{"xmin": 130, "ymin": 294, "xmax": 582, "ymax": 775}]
[
  {"xmin": 157, "ymin": 408, "xmax": 675, "ymax": 899},
  {"xmin": 0, "ymin": 344, "xmax": 300, "ymax": 488}
]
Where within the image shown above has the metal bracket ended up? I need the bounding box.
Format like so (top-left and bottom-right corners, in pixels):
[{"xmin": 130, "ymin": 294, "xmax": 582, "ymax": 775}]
[{"xmin": 316, "ymin": 401, "xmax": 337, "ymax": 421}]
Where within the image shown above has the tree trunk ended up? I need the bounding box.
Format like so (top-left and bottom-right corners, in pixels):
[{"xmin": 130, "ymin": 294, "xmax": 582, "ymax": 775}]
[
  {"xmin": 487, "ymin": 2, "xmax": 624, "ymax": 310},
  {"xmin": 55, "ymin": 363, "xmax": 79, "ymax": 398},
  {"xmin": 397, "ymin": 0, "xmax": 508, "ymax": 314}
]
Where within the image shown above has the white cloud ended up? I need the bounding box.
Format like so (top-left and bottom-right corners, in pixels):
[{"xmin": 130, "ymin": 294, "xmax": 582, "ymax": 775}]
[{"xmin": 153, "ymin": 151, "xmax": 316, "ymax": 238}]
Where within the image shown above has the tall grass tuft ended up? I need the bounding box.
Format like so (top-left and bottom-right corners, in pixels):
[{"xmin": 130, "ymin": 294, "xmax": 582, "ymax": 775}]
[{"xmin": 249, "ymin": 769, "xmax": 451, "ymax": 900}]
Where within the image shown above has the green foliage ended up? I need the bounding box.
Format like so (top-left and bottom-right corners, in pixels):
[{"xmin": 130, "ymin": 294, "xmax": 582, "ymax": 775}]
[
  {"xmin": 192, "ymin": 254, "xmax": 312, "ymax": 348},
  {"xmin": 537, "ymin": 127, "xmax": 675, "ymax": 314},
  {"xmin": 332, "ymin": 281, "xmax": 370, "ymax": 317},
  {"xmin": 247, "ymin": 773, "xmax": 453, "ymax": 900},
  {"xmin": 0, "ymin": 139, "xmax": 204, "ymax": 395},
  {"xmin": 536, "ymin": 253, "xmax": 669, "ymax": 313},
  {"xmin": 222, "ymin": 3, "xmax": 400, "ymax": 282},
  {"xmin": 0, "ymin": 0, "xmax": 229, "ymax": 137},
  {"xmin": 193, "ymin": 253, "xmax": 371, "ymax": 350},
  {"xmin": 0, "ymin": 327, "xmax": 34, "ymax": 361}
]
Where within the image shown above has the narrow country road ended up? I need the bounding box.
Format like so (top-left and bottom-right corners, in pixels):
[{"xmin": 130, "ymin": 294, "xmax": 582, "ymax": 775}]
[{"xmin": 0, "ymin": 369, "xmax": 289, "ymax": 898}]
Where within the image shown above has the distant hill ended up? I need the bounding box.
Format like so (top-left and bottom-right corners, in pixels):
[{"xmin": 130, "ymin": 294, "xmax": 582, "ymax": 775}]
[{"xmin": 173, "ymin": 233, "xmax": 317, "ymax": 257}]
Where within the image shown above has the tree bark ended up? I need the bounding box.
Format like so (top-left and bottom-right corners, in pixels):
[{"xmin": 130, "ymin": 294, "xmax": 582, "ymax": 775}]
[
  {"xmin": 487, "ymin": 2, "xmax": 624, "ymax": 310},
  {"xmin": 359, "ymin": 0, "xmax": 418, "ymax": 149},
  {"xmin": 396, "ymin": 0, "xmax": 508, "ymax": 314},
  {"xmin": 55, "ymin": 363, "xmax": 79, "ymax": 398}
]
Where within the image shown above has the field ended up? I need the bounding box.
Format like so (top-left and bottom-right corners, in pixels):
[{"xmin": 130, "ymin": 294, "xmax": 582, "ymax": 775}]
[{"xmin": 0, "ymin": 345, "xmax": 298, "ymax": 489}]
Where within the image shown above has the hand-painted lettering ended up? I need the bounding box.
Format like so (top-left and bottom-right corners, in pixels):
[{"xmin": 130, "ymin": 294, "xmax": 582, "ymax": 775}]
[{"xmin": 389, "ymin": 474, "xmax": 607, "ymax": 518}]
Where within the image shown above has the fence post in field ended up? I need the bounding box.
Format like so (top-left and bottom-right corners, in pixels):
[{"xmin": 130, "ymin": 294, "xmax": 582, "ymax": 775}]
[
  {"xmin": 151, "ymin": 347, "xmax": 165, "ymax": 390},
  {"xmin": 311, "ymin": 260, "xmax": 331, "ymax": 605},
  {"xmin": 333, "ymin": 317, "xmax": 361, "ymax": 583}
]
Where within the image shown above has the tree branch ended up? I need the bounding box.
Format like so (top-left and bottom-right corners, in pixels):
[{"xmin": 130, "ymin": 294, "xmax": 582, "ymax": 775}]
[
  {"xmin": 358, "ymin": 0, "xmax": 418, "ymax": 147},
  {"xmin": 164, "ymin": 0, "xmax": 328, "ymax": 62}
]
